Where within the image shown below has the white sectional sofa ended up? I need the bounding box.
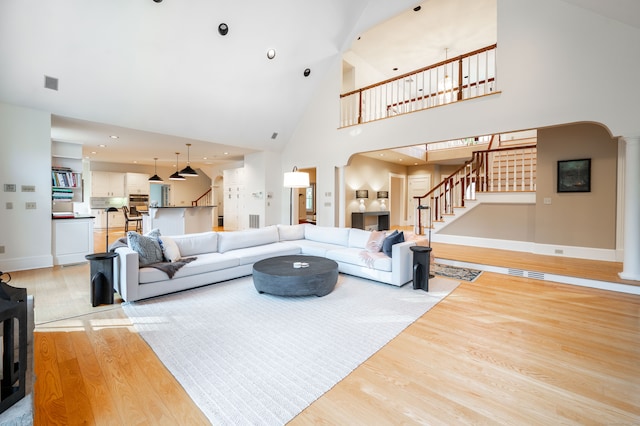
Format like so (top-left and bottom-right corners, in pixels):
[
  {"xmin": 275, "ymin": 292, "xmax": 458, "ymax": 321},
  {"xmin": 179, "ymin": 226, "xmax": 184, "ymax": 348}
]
[{"xmin": 114, "ymin": 224, "xmax": 416, "ymax": 302}]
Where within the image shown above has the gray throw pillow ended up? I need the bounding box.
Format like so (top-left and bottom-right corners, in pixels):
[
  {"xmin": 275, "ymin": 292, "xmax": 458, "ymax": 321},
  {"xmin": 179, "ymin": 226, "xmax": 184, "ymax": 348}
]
[{"xmin": 127, "ymin": 229, "xmax": 163, "ymax": 267}]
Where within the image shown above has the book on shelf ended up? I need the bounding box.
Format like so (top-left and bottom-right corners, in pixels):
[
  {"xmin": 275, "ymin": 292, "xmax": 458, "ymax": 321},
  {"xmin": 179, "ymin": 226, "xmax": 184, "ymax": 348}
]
[{"xmin": 51, "ymin": 169, "xmax": 80, "ymax": 188}]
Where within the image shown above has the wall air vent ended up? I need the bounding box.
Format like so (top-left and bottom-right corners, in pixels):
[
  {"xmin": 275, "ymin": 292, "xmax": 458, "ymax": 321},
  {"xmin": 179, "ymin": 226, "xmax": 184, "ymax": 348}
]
[{"xmin": 44, "ymin": 75, "xmax": 58, "ymax": 91}]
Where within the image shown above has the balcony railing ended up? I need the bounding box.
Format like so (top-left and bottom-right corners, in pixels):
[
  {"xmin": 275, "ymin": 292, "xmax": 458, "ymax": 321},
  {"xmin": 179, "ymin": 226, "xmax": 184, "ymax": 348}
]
[{"xmin": 340, "ymin": 44, "xmax": 497, "ymax": 128}]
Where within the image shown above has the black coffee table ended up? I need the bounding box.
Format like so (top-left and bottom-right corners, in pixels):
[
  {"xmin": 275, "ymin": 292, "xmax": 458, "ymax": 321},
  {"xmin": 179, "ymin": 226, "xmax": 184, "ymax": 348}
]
[{"xmin": 253, "ymin": 255, "xmax": 338, "ymax": 297}]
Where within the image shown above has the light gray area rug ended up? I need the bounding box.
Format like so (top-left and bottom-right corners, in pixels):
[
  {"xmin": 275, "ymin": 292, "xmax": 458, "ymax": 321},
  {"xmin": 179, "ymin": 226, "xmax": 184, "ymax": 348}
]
[{"xmin": 122, "ymin": 275, "xmax": 460, "ymax": 425}]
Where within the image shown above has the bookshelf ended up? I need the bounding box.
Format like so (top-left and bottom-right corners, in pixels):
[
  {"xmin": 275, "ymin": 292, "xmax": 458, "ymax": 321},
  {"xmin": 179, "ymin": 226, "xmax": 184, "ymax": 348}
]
[{"xmin": 51, "ymin": 141, "xmax": 84, "ymax": 217}]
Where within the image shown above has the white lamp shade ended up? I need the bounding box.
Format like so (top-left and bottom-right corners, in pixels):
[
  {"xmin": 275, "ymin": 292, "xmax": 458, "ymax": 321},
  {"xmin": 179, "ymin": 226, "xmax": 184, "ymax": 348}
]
[{"xmin": 283, "ymin": 171, "xmax": 310, "ymax": 188}]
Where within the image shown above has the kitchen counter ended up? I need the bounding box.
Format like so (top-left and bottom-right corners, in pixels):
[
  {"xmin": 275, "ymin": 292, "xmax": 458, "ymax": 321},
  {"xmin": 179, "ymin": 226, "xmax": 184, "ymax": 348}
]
[
  {"xmin": 145, "ymin": 206, "xmax": 215, "ymax": 235},
  {"xmin": 52, "ymin": 214, "xmax": 96, "ymax": 220}
]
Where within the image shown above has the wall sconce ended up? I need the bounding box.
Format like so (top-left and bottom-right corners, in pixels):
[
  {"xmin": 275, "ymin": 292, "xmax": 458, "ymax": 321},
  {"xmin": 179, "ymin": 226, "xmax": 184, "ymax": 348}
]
[
  {"xmin": 356, "ymin": 190, "xmax": 368, "ymax": 212},
  {"xmin": 377, "ymin": 191, "xmax": 388, "ymax": 211}
]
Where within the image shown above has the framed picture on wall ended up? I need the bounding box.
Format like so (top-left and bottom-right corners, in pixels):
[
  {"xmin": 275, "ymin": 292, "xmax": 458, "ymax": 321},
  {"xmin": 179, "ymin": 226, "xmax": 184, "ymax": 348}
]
[{"xmin": 557, "ymin": 158, "xmax": 591, "ymax": 193}]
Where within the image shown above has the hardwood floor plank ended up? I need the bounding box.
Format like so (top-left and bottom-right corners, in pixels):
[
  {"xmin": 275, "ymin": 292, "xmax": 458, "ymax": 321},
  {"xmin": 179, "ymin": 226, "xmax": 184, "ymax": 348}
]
[
  {"xmin": 34, "ymin": 333, "xmax": 68, "ymax": 425},
  {"xmin": 18, "ymin": 239, "xmax": 640, "ymax": 424},
  {"xmin": 69, "ymin": 331, "xmax": 123, "ymax": 426}
]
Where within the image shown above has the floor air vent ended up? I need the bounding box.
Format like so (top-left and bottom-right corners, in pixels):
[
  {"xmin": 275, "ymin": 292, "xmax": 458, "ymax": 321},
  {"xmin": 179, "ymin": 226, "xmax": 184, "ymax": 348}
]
[
  {"xmin": 508, "ymin": 268, "xmax": 524, "ymax": 277},
  {"xmin": 527, "ymin": 271, "xmax": 546, "ymax": 280}
]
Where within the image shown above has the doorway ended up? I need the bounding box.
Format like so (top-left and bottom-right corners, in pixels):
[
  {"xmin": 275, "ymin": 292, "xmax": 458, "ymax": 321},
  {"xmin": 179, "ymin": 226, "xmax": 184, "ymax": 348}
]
[{"xmin": 407, "ymin": 175, "xmax": 431, "ymax": 231}]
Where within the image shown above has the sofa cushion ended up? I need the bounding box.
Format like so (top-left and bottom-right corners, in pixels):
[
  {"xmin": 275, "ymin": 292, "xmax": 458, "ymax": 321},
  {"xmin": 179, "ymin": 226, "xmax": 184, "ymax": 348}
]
[
  {"xmin": 218, "ymin": 225, "xmax": 279, "ymax": 253},
  {"xmin": 138, "ymin": 252, "xmax": 241, "ymax": 284},
  {"xmin": 348, "ymin": 228, "xmax": 371, "ymax": 249},
  {"xmin": 325, "ymin": 248, "xmax": 392, "ymax": 272},
  {"xmin": 169, "ymin": 232, "xmax": 218, "ymax": 256},
  {"xmin": 382, "ymin": 230, "xmax": 405, "ymax": 257},
  {"xmin": 127, "ymin": 229, "xmax": 163, "ymax": 267},
  {"xmin": 293, "ymin": 240, "xmax": 345, "ymax": 257},
  {"xmin": 277, "ymin": 224, "xmax": 306, "ymax": 241},
  {"xmin": 159, "ymin": 236, "xmax": 181, "ymax": 262},
  {"xmin": 231, "ymin": 242, "xmax": 301, "ymax": 265},
  {"xmin": 305, "ymin": 225, "xmax": 350, "ymax": 247}
]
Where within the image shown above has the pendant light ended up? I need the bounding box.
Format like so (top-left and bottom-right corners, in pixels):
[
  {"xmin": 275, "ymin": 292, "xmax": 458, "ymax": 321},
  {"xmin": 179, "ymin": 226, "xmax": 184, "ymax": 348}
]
[
  {"xmin": 179, "ymin": 143, "xmax": 198, "ymax": 177},
  {"xmin": 148, "ymin": 157, "xmax": 164, "ymax": 183},
  {"xmin": 169, "ymin": 152, "xmax": 186, "ymax": 181}
]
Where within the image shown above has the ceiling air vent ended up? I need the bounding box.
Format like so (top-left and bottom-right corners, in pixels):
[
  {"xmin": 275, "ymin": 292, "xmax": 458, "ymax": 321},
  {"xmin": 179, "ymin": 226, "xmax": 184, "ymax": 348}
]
[{"xmin": 44, "ymin": 75, "xmax": 58, "ymax": 91}]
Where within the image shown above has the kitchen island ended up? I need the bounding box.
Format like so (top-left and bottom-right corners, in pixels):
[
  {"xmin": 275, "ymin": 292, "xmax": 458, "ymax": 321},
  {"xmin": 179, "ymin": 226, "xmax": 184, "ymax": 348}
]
[{"xmin": 144, "ymin": 206, "xmax": 214, "ymax": 235}]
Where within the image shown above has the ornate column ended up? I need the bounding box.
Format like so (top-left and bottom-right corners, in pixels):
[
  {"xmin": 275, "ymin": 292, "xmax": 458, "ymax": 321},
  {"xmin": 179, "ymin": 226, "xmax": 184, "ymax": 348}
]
[{"xmin": 619, "ymin": 136, "xmax": 640, "ymax": 281}]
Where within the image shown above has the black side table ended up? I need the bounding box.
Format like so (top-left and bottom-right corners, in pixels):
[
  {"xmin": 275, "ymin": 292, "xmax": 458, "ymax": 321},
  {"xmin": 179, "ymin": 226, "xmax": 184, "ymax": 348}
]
[
  {"xmin": 410, "ymin": 246, "xmax": 432, "ymax": 291},
  {"xmin": 85, "ymin": 252, "xmax": 118, "ymax": 307}
]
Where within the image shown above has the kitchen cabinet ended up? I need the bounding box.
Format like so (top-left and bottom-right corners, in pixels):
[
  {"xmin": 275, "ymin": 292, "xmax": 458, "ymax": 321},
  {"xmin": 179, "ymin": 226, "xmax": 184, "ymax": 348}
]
[
  {"xmin": 91, "ymin": 171, "xmax": 125, "ymax": 197},
  {"xmin": 126, "ymin": 172, "xmax": 150, "ymax": 195},
  {"xmin": 91, "ymin": 208, "xmax": 125, "ymax": 229}
]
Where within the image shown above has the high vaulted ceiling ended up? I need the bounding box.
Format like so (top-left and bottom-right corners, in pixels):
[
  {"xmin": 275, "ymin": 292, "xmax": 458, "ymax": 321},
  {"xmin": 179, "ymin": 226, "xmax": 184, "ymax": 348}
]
[{"xmin": 1, "ymin": 0, "xmax": 638, "ymax": 169}]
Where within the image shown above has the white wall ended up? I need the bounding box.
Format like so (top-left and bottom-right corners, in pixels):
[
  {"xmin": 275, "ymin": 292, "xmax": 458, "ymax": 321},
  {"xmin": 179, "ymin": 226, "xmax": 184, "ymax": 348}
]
[
  {"xmin": 244, "ymin": 151, "xmax": 283, "ymax": 227},
  {"xmin": 0, "ymin": 103, "xmax": 53, "ymax": 271},
  {"xmin": 282, "ymin": 0, "xmax": 640, "ymax": 226}
]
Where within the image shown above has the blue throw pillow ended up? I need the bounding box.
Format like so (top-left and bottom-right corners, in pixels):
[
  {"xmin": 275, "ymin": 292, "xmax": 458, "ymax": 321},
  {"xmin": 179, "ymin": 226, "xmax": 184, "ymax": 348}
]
[{"xmin": 382, "ymin": 230, "xmax": 404, "ymax": 257}]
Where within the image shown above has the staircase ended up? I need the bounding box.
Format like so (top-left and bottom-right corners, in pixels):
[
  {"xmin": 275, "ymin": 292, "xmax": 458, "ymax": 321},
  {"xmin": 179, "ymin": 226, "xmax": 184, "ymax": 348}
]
[{"xmin": 414, "ymin": 143, "xmax": 537, "ymax": 235}]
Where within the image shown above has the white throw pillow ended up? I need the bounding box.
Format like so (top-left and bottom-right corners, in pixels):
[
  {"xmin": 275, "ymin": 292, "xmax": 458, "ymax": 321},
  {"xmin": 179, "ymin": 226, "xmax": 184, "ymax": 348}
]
[{"xmin": 159, "ymin": 236, "xmax": 181, "ymax": 262}]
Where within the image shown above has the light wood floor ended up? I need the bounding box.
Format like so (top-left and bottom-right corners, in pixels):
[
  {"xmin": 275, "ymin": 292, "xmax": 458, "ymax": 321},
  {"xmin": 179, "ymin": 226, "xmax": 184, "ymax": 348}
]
[{"xmin": 10, "ymin": 227, "xmax": 639, "ymax": 424}]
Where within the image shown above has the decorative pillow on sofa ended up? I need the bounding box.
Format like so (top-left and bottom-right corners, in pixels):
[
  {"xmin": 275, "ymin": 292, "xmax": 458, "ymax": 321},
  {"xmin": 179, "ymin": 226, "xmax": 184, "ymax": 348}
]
[
  {"xmin": 366, "ymin": 231, "xmax": 386, "ymax": 253},
  {"xmin": 127, "ymin": 229, "xmax": 163, "ymax": 267},
  {"xmin": 159, "ymin": 236, "xmax": 181, "ymax": 262},
  {"xmin": 382, "ymin": 230, "xmax": 404, "ymax": 257}
]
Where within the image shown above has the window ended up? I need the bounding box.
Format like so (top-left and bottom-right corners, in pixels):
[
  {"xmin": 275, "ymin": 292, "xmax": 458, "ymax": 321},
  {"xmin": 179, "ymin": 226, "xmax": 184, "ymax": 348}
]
[{"xmin": 306, "ymin": 184, "xmax": 315, "ymax": 213}]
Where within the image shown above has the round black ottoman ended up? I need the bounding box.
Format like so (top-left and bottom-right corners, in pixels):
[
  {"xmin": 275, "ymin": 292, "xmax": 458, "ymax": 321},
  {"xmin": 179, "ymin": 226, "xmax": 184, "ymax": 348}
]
[{"xmin": 252, "ymin": 255, "xmax": 338, "ymax": 297}]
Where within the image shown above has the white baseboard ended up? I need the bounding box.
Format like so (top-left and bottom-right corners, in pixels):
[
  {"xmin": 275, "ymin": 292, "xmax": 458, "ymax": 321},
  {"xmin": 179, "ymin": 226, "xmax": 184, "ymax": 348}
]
[
  {"xmin": 434, "ymin": 258, "xmax": 640, "ymax": 295},
  {"xmin": 431, "ymin": 234, "xmax": 618, "ymax": 262},
  {"xmin": 0, "ymin": 255, "xmax": 53, "ymax": 273}
]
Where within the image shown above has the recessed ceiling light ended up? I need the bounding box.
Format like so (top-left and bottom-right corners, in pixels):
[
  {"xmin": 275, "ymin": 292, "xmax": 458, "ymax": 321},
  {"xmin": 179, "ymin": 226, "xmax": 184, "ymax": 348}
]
[
  {"xmin": 266, "ymin": 49, "xmax": 276, "ymax": 60},
  {"xmin": 218, "ymin": 23, "xmax": 229, "ymax": 36},
  {"xmin": 91, "ymin": 151, "xmax": 97, "ymax": 154},
  {"xmin": 203, "ymin": 157, "xmax": 208, "ymax": 160},
  {"xmin": 393, "ymin": 67, "xmax": 398, "ymax": 71},
  {"xmin": 398, "ymin": 158, "xmax": 403, "ymax": 162},
  {"xmin": 110, "ymin": 135, "xmax": 119, "ymax": 139},
  {"xmin": 224, "ymin": 152, "xmax": 229, "ymax": 155},
  {"xmin": 303, "ymin": 68, "xmax": 311, "ymax": 77},
  {"xmin": 99, "ymin": 144, "xmax": 106, "ymax": 148}
]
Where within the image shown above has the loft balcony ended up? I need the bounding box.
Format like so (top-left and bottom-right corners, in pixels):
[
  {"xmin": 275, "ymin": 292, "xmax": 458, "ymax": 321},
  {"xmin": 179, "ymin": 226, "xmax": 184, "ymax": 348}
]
[{"xmin": 340, "ymin": 44, "xmax": 497, "ymax": 128}]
